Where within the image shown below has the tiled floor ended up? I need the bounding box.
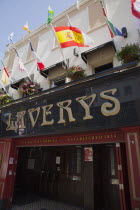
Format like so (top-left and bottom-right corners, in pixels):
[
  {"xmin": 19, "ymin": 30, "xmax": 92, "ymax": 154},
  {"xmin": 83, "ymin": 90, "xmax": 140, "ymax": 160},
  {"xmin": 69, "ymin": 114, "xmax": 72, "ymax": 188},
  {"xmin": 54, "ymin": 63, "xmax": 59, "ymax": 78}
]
[{"xmin": 10, "ymin": 193, "xmax": 84, "ymax": 210}]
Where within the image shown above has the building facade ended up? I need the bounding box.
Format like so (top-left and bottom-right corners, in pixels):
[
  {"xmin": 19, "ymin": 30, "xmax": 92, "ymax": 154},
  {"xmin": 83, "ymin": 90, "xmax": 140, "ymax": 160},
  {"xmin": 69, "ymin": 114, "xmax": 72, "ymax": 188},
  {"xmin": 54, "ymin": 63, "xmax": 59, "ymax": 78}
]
[{"xmin": 0, "ymin": 0, "xmax": 140, "ymax": 210}]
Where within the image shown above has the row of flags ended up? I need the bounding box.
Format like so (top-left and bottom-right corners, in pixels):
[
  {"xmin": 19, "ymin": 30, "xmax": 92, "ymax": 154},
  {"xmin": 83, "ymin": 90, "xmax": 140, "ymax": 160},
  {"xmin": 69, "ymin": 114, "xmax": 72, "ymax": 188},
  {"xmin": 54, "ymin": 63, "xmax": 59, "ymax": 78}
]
[{"xmin": 1, "ymin": 0, "xmax": 139, "ymax": 90}]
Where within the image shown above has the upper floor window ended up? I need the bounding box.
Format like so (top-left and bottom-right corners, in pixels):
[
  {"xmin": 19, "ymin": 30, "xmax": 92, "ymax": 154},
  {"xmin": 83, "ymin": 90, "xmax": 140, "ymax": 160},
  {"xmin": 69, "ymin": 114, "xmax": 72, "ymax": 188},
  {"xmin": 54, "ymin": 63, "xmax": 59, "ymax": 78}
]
[
  {"xmin": 51, "ymin": 77, "xmax": 66, "ymax": 88},
  {"xmin": 94, "ymin": 62, "xmax": 113, "ymax": 74},
  {"xmin": 88, "ymin": 1, "xmax": 106, "ymax": 30}
]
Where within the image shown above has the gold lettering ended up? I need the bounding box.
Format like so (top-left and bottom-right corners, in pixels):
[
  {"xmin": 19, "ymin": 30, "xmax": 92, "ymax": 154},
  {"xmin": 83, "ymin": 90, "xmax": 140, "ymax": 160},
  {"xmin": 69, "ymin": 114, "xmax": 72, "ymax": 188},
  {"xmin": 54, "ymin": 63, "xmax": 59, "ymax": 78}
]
[
  {"xmin": 100, "ymin": 89, "xmax": 120, "ymax": 116},
  {"xmin": 76, "ymin": 94, "xmax": 96, "ymax": 120},
  {"xmin": 6, "ymin": 111, "xmax": 26, "ymax": 131},
  {"xmin": 17, "ymin": 111, "xmax": 26, "ymax": 129},
  {"xmin": 57, "ymin": 100, "xmax": 76, "ymax": 124},
  {"xmin": 28, "ymin": 107, "xmax": 40, "ymax": 127},
  {"xmin": 6, "ymin": 113, "xmax": 18, "ymax": 130},
  {"xmin": 41, "ymin": 104, "xmax": 54, "ymax": 126}
]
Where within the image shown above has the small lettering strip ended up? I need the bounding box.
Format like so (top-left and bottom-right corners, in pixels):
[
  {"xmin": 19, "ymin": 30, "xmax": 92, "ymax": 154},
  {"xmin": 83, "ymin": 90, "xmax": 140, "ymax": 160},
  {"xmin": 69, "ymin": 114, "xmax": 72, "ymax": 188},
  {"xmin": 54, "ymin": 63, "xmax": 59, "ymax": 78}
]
[{"xmin": 16, "ymin": 133, "xmax": 123, "ymax": 146}]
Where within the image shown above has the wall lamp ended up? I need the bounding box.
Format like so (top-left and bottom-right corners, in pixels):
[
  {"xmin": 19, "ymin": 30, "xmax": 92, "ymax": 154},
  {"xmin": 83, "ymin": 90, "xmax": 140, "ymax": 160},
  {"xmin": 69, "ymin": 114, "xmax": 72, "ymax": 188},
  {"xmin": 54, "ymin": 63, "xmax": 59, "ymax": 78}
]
[{"xmin": 121, "ymin": 27, "xmax": 128, "ymax": 38}]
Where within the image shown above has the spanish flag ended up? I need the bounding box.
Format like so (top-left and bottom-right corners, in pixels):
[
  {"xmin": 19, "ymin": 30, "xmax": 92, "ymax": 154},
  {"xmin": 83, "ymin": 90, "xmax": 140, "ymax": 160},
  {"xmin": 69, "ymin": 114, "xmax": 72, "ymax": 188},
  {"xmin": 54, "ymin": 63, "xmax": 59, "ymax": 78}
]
[{"xmin": 54, "ymin": 26, "xmax": 89, "ymax": 48}]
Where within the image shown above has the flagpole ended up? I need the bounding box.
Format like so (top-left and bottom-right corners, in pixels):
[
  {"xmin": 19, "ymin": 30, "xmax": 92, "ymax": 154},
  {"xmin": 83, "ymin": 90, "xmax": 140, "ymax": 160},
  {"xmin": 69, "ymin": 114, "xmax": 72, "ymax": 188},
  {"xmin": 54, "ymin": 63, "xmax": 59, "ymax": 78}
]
[
  {"xmin": 0, "ymin": 60, "xmax": 14, "ymax": 83},
  {"xmin": 100, "ymin": 0, "xmax": 114, "ymax": 38},
  {"xmin": 66, "ymin": 14, "xmax": 82, "ymax": 55},
  {"xmin": 50, "ymin": 24, "xmax": 68, "ymax": 68}
]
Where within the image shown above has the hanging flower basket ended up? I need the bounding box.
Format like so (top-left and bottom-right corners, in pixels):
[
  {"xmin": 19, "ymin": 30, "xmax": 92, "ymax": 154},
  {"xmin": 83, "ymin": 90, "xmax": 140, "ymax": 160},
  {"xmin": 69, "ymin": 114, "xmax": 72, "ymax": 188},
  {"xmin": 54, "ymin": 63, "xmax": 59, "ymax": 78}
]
[
  {"xmin": 66, "ymin": 66, "xmax": 86, "ymax": 81},
  {"xmin": 0, "ymin": 94, "xmax": 13, "ymax": 105},
  {"xmin": 116, "ymin": 43, "xmax": 140, "ymax": 64},
  {"xmin": 22, "ymin": 82, "xmax": 40, "ymax": 96}
]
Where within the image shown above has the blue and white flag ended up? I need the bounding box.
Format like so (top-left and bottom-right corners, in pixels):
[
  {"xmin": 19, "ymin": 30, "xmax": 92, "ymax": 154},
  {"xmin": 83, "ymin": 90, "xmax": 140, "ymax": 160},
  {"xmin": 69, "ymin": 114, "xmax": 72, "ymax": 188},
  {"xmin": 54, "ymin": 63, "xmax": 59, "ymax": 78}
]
[{"xmin": 8, "ymin": 32, "xmax": 14, "ymax": 44}]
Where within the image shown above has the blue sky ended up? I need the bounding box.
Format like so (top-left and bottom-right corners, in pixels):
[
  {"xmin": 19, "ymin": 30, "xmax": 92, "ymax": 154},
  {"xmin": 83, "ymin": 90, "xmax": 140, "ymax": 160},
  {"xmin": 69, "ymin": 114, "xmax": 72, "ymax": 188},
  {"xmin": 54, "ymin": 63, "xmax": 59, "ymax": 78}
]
[{"xmin": 0, "ymin": 0, "xmax": 77, "ymax": 61}]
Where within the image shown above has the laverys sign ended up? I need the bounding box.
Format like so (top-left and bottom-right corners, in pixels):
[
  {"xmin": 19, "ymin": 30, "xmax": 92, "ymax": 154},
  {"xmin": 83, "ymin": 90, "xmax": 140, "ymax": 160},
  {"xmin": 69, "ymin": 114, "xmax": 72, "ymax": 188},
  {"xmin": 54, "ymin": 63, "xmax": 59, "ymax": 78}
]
[
  {"xmin": 6, "ymin": 88, "xmax": 120, "ymax": 131},
  {"xmin": 0, "ymin": 74, "xmax": 138, "ymax": 137}
]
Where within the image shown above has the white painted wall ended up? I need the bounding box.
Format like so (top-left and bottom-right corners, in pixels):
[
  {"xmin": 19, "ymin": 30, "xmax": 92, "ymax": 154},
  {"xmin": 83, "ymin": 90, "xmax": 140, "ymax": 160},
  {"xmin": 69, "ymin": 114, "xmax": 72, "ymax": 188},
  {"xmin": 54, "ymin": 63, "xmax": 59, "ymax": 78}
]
[
  {"xmin": 104, "ymin": 0, "xmax": 140, "ymax": 50},
  {"xmin": 0, "ymin": 0, "xmax": 139, "ymax": 97}
]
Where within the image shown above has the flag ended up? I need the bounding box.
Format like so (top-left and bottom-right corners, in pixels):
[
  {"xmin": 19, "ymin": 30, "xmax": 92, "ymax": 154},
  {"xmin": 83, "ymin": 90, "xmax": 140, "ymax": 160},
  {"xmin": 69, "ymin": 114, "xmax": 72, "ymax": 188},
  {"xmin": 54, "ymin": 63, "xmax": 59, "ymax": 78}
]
[
  {"xmin": 100, "ymin": 0, "xmax": 123, "ymax": 38},
  {"xmin": 82, "ymin": 32, "xmax": 94, "ymax": 45},
  {"xmin": 1, "ymin": 70, "xmax": 8, "ymax": 85},
  {"xmin": 0, "ymin": 79, "xmax": 7, "ymax": 93},
  {"xmin": 14, "ymin": 48, "xmax": 27, "ymax": 72},
  {"xmin": 106, "ymin": 19, "xmax": 123, "ymax": 38},
  {"xmin": 3, "ymin": 66, "xmax": 10, "ymax": 78},
  {"xmin": 18, "ymin": 57, "xmax": 27, "ymax": 72},
  {"xmin": 29, "ymin": 42, "xmax": 45, "ymax": 71},
  {"xmin": 0, "ymin": 60, "xmax": 13, "ymax": 84},
  {"xmin": 54, "ymin": 26, "xmax": 90, "ymax": 48},
  {"xmin": 47, "ymin": 6, "xmax": 54, "ymax": 24},
  {"xmin": 131, "ymin": 0, "xmax": 140, "ymax": 29},
  {"xmin": 14, "ymin": 48, "xmax": 31, "ymax": 80},
  {"xmin": 8, "ymin": 32, "xmax": 14, "ymax": 44},
  {"xmin": 23, "ymin": 22, "xmax": 31, "ymax": 33},
  {"xmin": 77, "ymin": 0, "xmax": 80, "ymax": 9},
  {"xmin": 0, "ymin": 60, "xmax": 10, "ymax": 77}
]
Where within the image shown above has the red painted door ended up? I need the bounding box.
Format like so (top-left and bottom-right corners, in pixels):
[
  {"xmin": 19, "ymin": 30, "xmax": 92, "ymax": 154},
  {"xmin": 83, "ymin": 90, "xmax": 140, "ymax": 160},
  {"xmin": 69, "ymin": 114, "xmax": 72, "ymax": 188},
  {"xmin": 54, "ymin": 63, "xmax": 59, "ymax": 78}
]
[{"xmin": 125, "ymin": 130, "xmax": 140, "ymax": 210}]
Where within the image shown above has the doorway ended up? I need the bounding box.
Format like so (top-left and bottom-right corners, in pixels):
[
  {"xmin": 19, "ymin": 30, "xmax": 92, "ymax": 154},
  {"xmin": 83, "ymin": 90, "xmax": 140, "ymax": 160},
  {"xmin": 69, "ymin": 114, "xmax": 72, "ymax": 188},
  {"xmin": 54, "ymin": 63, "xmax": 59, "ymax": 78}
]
[
  {"xmin": 93, "ymin": 143, "xmax": 131, "ymax": 210},
  {"xmin": 93, "ymin": 144, "xmax": 121, "ymax": 210},
  {"xmin": 12, "ymin": 143, "xmax": 130, "ymax": 209},
  {"xmin": 13, "ymin": 145, "xmax": 84, "ymax": 207}
]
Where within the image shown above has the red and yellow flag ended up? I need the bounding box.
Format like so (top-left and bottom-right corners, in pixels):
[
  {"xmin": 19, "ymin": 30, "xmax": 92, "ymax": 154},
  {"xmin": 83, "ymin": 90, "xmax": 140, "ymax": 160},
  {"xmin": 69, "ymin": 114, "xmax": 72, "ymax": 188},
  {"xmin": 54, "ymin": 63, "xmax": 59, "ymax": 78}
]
[{"xmin": 54, "ymin": 26, "xmax": 89, "ymax": 48}]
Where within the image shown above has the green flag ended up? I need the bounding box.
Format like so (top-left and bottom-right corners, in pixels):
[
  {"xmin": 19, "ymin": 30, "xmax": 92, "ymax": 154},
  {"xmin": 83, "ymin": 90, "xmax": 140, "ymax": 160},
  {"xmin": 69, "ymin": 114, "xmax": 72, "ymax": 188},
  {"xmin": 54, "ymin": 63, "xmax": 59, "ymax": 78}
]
[{"xmin": 47, "ymin": 5, "xmax": 54, "ymax": 24}]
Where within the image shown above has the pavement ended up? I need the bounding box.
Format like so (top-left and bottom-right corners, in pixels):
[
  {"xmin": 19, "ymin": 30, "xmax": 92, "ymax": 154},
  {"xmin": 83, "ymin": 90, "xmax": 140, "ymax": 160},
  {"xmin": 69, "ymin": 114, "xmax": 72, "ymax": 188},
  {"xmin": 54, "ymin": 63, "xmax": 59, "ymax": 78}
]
[{"xmin": 10, "ymin": 193, "xmax": 84, "ymax": 210}]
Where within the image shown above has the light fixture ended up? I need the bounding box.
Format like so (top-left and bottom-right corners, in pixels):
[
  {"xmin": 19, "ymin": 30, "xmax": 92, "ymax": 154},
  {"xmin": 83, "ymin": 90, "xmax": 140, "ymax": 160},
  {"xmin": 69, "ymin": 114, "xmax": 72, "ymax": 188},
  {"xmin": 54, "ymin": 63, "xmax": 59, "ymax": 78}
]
[
  {"xmin": 121, "ymin": 27, "xmax": 128, "ymax": 38},
  {"xmin": 73, "ymin": 48, "xmax": 79, "ymax": 57}
]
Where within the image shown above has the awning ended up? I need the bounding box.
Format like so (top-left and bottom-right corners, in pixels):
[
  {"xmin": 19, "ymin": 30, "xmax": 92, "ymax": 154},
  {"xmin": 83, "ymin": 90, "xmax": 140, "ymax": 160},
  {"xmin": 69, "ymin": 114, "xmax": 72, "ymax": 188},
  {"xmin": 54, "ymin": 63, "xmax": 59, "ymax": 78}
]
[{"xmin": 81, "ymin": 41, "xmax": 116, "ymax": 63}]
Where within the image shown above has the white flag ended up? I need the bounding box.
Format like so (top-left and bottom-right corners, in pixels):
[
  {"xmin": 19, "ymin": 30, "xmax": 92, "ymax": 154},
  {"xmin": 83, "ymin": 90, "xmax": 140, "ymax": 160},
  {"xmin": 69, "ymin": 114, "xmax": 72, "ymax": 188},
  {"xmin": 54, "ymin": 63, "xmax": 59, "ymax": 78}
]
[{"xmin": 77, "ymin": 0, "xmax": 80, "ymax": 9}]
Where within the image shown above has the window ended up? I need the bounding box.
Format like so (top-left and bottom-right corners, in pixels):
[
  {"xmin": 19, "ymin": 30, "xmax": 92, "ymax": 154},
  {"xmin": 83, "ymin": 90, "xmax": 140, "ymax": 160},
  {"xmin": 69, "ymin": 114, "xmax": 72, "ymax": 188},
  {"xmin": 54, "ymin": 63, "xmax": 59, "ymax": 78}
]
[
  {"xmin": 94, "ymin": 62, "xmax": 113, "ymax": 74},
  {"xmin": 52, "ymin": 77, "xmax": 66, "ymax": 88},
  {"xmin": 88, "ymin": 1, "xmax": 106, "ymax": 30}
]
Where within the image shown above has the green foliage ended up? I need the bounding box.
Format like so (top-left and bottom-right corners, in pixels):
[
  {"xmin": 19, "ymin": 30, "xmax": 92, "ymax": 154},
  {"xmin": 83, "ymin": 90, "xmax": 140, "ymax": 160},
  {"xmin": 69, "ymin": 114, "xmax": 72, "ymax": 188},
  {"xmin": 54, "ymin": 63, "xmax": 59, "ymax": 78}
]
[
  {"xmin": 66, "ymin": 65, "xmax": 87, "ymax": 81},
  {"xmin": 0, "ymin": 94, "xmax": 13, "ymax": 105},
  {"xmin": 116, "ymin": 43, "xmax": 140, "ymax": 64}
]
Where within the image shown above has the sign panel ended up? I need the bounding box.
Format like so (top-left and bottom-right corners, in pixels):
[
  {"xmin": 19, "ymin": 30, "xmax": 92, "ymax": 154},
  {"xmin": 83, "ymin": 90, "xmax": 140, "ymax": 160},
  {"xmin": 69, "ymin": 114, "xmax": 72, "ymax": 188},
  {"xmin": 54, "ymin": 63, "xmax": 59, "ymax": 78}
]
[
  {"xmin": 1, "ymin": 68, "xmax": 140, "ymax": 138},
  {"xmin": 84, "ymin": 147, "xmax": 93, "ymax": 161}
]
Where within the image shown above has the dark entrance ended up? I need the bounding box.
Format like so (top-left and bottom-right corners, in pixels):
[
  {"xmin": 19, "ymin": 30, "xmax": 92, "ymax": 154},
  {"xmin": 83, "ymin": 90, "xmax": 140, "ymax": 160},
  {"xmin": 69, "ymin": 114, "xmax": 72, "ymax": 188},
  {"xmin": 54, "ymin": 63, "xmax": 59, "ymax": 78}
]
[
  {"xmin": 13, "ymin": 145, "xmax": 84, "ymax": 207},
  {"xmin": 93, "ymin": 144, "xmax": 121, "ymax": 210},
  {"xmin": 93, "ymin": 143, "xmax": 131, "ymax": 210},
  {"xmin": 39, "ymin": 146, "xmax": 83, "ymax": 205},
  {"xmin": 12, "ymin": 143, "xmax": 130, "ymax": 210}
]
